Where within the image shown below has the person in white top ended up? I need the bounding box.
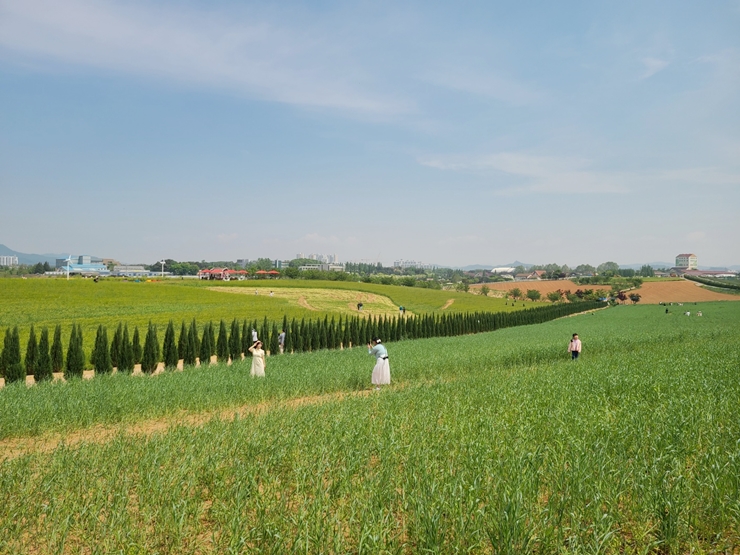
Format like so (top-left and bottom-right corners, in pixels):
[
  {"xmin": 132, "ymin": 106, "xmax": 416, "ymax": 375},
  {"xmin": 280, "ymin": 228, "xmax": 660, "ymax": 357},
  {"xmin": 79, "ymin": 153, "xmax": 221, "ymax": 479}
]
[
  {"xmin": 248, "ymin": 341, "xmax": 266, "ymax": 377},
  {"xmin": 568, "ymin": 333, "xmax": 582, "ymax": 360}
]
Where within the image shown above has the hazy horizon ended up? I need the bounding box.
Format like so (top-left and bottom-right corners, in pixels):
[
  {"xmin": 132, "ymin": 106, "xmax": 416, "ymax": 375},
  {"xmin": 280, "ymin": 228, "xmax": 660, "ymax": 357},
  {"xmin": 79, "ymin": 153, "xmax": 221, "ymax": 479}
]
[{"xmin": 1, "ymin": 1, "xmax": 739, "ymax": 267}]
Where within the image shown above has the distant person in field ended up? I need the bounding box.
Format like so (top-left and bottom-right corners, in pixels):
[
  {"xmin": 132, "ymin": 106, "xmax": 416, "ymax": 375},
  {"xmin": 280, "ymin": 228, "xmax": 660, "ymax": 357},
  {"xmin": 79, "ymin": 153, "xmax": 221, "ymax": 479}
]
[
  {"xmin": 568, "ymin": 333, "xmax": 582, "ymax": 360},
  {"xmin": 278, "ymin": 329, "xmax": 286, "ymax": 354},
  {"xmin": 357, "ymin": 302, "xmax": 363, "ymax": 311},
  {"xmin": 368, "ymin": 336, "xmax": 391, "ymax": 390},
  {"xmin": 248, "ymin": 341, "xmax": 266, "ymax": 377},
  {"xmin": 251, "ymin": 328, "xmax": 258, "ymax": 343}
]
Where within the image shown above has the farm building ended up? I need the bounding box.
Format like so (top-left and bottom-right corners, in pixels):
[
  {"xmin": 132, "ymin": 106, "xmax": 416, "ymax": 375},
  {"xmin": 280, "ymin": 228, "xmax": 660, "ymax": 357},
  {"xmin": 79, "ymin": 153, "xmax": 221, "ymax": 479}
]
[
  {"xmin": 197, "ymin": 268, "xmax": 249, "ymax": 281},
  {"xmin": 675, "ymin": 253, "xmax": 698, "ymax": 270}
]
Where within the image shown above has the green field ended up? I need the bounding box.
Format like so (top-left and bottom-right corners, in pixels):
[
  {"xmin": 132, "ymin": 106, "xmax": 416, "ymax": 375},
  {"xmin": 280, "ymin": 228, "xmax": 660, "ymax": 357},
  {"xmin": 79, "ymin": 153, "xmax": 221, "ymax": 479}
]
[
  {"xmin": 1, "ymin": 278, "xmax": 533, "ymax": 357},
  {"xmin": 1, "ymin": 302, "xmax": 739, "ymax": 553}
]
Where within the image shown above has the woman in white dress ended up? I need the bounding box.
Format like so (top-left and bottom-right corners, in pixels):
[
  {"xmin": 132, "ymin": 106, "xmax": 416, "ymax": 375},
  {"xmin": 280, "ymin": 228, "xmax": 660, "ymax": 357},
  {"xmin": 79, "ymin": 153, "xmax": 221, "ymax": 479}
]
[
  {"xmin": 248, "ymin": 341, "xmax": 266, "ymax": 377},
  {"xmin": 368, "ymin": 337, "xmax": 390, "ymax": 390}
]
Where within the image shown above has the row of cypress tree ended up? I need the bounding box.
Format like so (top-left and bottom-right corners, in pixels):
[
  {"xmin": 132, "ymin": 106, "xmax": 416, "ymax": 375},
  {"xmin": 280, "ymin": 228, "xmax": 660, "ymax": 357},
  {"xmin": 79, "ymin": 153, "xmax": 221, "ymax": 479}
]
[{"xmin": 1, "ymin": 300, "xmax": 605, "ymax": 384}]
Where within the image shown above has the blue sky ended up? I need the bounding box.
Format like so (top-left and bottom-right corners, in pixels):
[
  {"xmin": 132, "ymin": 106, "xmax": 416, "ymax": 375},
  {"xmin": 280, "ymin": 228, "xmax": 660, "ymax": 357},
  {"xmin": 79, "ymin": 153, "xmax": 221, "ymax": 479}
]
[{"xmin": 1, "ymin": 0, "xmax": 738, "ymax": 267}]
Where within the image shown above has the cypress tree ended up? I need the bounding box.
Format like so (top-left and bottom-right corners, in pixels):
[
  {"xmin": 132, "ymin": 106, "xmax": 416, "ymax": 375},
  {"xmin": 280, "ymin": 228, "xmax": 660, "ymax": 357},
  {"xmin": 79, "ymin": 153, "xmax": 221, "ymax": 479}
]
[
  {"xmin": 207, "ymin": 321, "xmax": 216, "ymax": 356},
  {"xmin": 312, "ymin": 320, "xmax": 320, "ymax": 351},
  {"xmin": 184, "ymin": 321, "xmax": 197, "ymax": 366},
  {"xmin": 241, "ymin": 320, "xmax": 250, "ymax": 355},
  {"xmin": 0, "ymin": 328, "xmax": 9, "ymax": 377},
  {"xmin": 191, "ymin": 319, "xmax": 200, "ymax": 357},
  {"xmin": 51, "ymin": 324, "xmax": 64, "ymax": 373},
  {"xmin": 178, "ymin": 321, "xmax": 188, "ymax": 362},
  {"xmin": 65, "ymin": 325, "xmax": 84, "ymax": 379},
  {"xmin": 91, "ymin": 324, "xmax": 103, "ymax": 372},
  {"xmin": 216, "ymin": 320, "xmax": 229, "ymax": 361},
  {"xmin": 132, "ymin": 327, "xmax": 143, "ymax": 364},
  {"xmin": 141, "ymin": 322, "xmax": 159, "ymax": 374},
  {"xmin": 120, "ymin": 324, "xmax": 134, "ymax": 373},
  {"xmin": 319, "ymin": 317, "xmax": 328, "ymax": 350},
  {"xmin": 270, "ymin": 322, "xmax": 279, "ymax": 356},
  {"xmin": 295, "ymin": 318, "xmax": 305, "ymax": 353},
  {"xmin": 7, "ymin": 327, "xmax": 24, "ymax": 383},
  {"xmin": 286, "ymin": 318, "xmax": 296, "ymax": 354},
  {"xmin": 163, "ymin": 320, "xmax": 178, "ymax": 370},
  {"xmin": 25, "ymin": 325, "xmax": 39, "ymax": 378},
  {"xmin": 110, "ymin": 323, "xmax": 123, "ymax": 370},
  {"xmin": 36, "ymin": 327, "xmax": 52, "ymax": 382},
  {"xmin": 260, "ymin": 317, "xmax": 270, "ymax": 351},
  {"xmin": 229, "ymin": 319, "xmax": 241, "ymax": 361},
  {"xmin": 94, "ymin": 325, "xmax": 113, "ymax": 374},
  {"xmin": 199, "ymin": 325, "xmax": 211, "ymax": 365}
]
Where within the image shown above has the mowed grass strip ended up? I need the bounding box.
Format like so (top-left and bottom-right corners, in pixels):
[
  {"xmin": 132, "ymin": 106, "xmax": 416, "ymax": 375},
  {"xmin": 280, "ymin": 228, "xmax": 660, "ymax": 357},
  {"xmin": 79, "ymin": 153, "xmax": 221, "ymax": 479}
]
[{"xmin": 0, "ymin": 303, "xmax": 738, "ymax": 553}]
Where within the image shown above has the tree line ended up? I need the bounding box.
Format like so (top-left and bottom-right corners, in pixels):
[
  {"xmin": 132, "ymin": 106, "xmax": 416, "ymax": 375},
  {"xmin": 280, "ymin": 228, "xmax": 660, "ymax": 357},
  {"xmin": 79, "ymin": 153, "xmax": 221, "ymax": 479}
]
[{"xmin": 0, "ymin": 301, "xmax": 605, "ymax": 385}]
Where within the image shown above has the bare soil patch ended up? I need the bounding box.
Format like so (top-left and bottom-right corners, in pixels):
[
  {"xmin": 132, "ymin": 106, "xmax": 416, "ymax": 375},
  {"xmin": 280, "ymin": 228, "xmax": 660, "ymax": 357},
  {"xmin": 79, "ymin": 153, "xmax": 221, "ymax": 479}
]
[
  {"xmin": 471, "ymin": 279, "xmax": 740, "ymax": 304},
  {"xmin": 441, "ymin": 299, "xmax": 455, "ymax": 310}
]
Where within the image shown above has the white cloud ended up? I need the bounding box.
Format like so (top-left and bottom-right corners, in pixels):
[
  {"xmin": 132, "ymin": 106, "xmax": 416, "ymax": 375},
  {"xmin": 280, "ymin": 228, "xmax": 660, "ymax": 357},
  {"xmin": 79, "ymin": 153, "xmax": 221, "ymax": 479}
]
[
  {"xmin": 641, "ymin": 57, "xmax": 669, "ymax": 79},
  {"xmin": 0, "ymin": 0, "xmax": 407, "ymax": 115},
  {"xmin": 419, "ymin": 152, "xmax": 630, "ymax": 195},
  {"xmin": 422, "ymin": 67, "xmax": 542, "ymax": 106}
]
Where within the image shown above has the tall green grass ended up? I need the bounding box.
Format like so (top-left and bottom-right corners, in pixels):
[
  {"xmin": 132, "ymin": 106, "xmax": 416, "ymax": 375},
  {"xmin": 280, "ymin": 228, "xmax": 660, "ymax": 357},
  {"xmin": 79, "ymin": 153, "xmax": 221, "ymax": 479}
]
[{"xmin": 1, "ymin": 302, "xmax": 738, "ymax": 553}]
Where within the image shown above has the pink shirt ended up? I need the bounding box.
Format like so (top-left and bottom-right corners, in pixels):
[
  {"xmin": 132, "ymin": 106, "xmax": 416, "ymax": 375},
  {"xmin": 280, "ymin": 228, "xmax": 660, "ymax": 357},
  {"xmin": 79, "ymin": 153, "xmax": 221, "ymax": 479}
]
[{"xmin": 568, "ymin": 339, "xmax": 582, "ymax": 352}]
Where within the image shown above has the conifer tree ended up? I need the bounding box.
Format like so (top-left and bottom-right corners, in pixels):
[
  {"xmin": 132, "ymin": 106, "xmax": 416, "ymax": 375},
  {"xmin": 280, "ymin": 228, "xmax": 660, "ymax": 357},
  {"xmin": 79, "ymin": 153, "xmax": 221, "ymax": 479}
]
[
  {"xmin": 286, "ymin": 318, "xmax": 296, "ymax": 354},
  {"xmin": 120, "ymin": 324, "xmax": 134, "ymax": 373},
  {"xmin": 199, "ymin": 325, "xmax": 211, "ymax": 365},
  {"xmin": 110, "ymin": 323, "xmax": 123, "ymax": 370},
  {"xmin": 36, "ymin": 327, "xmax": 52, "ymax": 382},
  {"xmin": 319, "ymin": 318, "xmax": 328, "ymax": 350},
  {"xmin": 178, "ymin": 321, "xmax": 188, "ymax": 362},
  {"xmin": 93, "ymin": 325, "xmax": 113, "ymax": 374},
  {"xmin": 141, "ymin": 322, "xmax": 159, "ymax": 374},
  {"xmin": 163, "ymin": 320, "xmax": 178, "ymax": 370},
  {"xmin": 65, "ymin": 325, "xmax": 84, "ymax": 379},
  {"xmin": 270, "ymin": 322, "xmax": 279, "ymax": 355},
  {"xmin": 207, "ymin": 321, "xmax": 216, "ymax": 356},
  {"xmin": 190, "ymin": 319, "xmax": 200, "ymax": 358},
  {"xmin": 5, "ymin": 327, "xmax": 24, "ymax": 383},
  {"xmin": 2, "ymin": 328, "xmax": 11, "ymax": 377},
  {"xmin": 51, "ymin": 324, "xmax": 64, "ymax": 373},
  {"xmin": 132, "ymin": 326, "xmax": 143, "ymax": 365},
  {"xmin": 241, "ymin": 320, "xmax": 250, "ymax": 355},
  {"xmin": 311, "ymin": 320, "xmax": 320, "ymax": 351},
  {"xmin": 260, "ymin": 317, "xmax": 270, "ymax": 350},
  {"xmin": 216, "ymin": 320, "xmax": 229, "ymax": 361},
  {"xmin": 25, "ymin": 325, "xmax": 39, "ymax": 378},
  {"xmin": 184, "ymin": 321, "xmax": 197, "ymax": 366},
  {"xmin": 229, "ymin": 319, "xmax": 241, "ymax": 361}
]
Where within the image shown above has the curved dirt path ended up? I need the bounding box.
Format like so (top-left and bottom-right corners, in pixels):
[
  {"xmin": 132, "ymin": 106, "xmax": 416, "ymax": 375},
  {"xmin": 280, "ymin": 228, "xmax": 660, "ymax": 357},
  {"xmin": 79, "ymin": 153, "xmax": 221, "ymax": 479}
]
[
  {"xmin": 441, "ymin": 299, "xmax": 455, "ymax": 310},
  {"xmin": 297, "ymin": 296, "xmax": 318, "ymax": 310}
]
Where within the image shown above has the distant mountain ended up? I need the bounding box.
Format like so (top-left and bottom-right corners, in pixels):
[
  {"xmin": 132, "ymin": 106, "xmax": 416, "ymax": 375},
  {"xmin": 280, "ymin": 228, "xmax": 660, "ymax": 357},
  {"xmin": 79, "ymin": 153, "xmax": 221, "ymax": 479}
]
[{"xmin": 0, "ymin": 244, "xmax": 69, "ymax": 265}]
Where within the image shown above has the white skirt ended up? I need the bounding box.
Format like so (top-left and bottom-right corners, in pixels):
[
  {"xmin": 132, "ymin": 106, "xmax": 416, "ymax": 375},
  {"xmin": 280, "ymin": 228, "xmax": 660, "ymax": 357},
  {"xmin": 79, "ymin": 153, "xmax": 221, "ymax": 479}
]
[{"xmin": 371, "ymin": 358, "xmax": 391, "ymax": 385}]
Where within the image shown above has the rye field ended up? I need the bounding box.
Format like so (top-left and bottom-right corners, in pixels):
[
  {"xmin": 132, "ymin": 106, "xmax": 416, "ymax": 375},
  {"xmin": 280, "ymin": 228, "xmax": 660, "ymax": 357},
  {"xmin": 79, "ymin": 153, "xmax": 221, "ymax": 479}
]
[{"xmin": 1, "ymin": 302, "xmax": 739, "ymax": 553}]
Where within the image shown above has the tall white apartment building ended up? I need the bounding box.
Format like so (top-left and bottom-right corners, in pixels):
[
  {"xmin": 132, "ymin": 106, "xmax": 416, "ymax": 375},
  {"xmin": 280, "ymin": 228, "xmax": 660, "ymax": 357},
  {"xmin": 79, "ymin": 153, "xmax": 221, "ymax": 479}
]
[
  {"xmin": 675, "ymin": 253, "xmax": 698, "ymax": 269},
  {"xmin": 0, "ymin": 255, "xmax": 19, "ymax": 266}
]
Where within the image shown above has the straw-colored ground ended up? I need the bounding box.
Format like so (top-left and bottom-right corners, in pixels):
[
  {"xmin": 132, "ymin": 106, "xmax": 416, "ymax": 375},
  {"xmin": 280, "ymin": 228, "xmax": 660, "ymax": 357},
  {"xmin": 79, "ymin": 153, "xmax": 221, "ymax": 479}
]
[
  {"xmin": 209, "ymin": 287, "xmax": 406, "ymax": 317},
  {"xmin": 471, "ymin": 279, "xmax": 740, "ymax": 304}
]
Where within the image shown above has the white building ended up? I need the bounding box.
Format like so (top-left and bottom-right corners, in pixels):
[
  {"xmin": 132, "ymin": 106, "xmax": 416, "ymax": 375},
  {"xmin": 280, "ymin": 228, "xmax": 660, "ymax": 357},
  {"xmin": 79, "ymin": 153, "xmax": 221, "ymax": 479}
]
[
  {"xmin": 394, "ymin": 259, "xmax": 435, "ymax": 270},
  {"xmin": 675, "ymin": 253, "xmax": 698, "ymax": 270},
  {"xmin": 0, "ymin": 255, "xmax": 19, "ymax": 266},
  {"xmin": 112, "ymin": 265, "xmax": 150, "ymax": 277}
]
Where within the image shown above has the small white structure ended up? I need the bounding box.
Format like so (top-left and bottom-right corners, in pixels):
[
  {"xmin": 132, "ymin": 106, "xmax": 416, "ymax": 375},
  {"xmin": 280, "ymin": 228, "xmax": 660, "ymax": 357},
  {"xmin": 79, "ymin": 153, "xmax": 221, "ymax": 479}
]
[{"xmin": 675, "ymin": 253, "xmax": 698, "ymax": 270}]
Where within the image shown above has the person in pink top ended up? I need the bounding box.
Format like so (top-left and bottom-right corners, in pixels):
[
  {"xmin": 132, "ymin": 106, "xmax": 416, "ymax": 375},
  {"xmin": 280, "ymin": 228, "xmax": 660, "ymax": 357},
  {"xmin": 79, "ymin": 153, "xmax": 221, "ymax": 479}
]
[{"xmin": 568, "ymin": 333, "xmax": 582, "ymax": 360}]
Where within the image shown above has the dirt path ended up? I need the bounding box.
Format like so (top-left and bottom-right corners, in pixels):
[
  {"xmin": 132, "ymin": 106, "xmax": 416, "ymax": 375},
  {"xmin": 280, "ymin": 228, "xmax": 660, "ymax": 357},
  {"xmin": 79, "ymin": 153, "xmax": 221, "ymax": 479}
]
[
  {"xmin": 0, "ymin": 388, "xmax": 382, "ymax": 461},
  {"xmin": 441, "ymin": 299, "xmax": 455, "ymax": 310},
  {"xmin": 297, "ymin": 296, "xmax": 318, "ymax": 310}
]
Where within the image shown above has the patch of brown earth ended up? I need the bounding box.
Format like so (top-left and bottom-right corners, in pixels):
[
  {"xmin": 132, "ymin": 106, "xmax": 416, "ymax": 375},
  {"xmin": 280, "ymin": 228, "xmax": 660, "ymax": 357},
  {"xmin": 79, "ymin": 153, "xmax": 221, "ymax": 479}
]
[
  {"xmin": 441, "ymin": 299, "xmax": 455, "ymax": 310},
  {"xmin": 297, "ymin": 296, "xmax": 317, "ymax": 310}
]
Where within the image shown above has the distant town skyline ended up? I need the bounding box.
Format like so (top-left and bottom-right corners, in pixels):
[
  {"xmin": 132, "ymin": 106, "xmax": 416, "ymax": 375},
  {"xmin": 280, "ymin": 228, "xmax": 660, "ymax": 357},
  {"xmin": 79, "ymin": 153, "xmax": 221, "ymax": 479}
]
[{"xmin": 1, "ymin": 1, "xmax": 739, "ymax": 267}]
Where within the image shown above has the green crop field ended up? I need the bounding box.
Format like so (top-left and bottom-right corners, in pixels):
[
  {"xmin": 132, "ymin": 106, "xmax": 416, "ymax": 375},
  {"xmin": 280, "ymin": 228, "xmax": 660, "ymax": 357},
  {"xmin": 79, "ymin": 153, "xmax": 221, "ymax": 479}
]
[
  {"xmin": 0, "ymin": 278, "xmax": 532, "ymax": 359},
  {"xmin": 1, "ymin": 302, "xmax": 739, "ymax": 553}
]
